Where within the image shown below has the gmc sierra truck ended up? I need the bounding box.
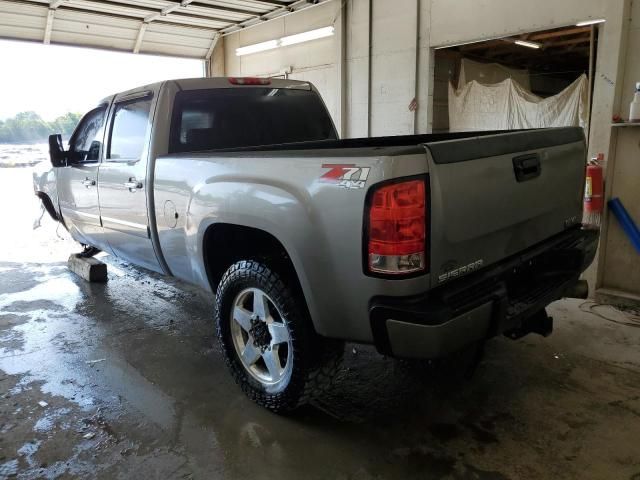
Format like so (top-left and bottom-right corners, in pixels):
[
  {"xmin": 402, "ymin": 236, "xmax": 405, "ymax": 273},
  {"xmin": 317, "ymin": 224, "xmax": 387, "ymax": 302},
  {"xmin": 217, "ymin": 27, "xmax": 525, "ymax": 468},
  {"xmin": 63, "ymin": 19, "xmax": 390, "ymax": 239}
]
[{"xmin": 34, "ymin": 77, "xmax": 598, "ymax": 412}]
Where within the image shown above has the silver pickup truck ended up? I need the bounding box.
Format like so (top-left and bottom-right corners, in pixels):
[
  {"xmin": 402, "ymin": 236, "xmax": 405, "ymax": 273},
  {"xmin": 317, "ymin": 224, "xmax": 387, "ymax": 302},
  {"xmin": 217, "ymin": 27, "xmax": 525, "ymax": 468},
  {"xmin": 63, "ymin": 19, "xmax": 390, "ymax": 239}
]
[{"xmin": 35, "ymin": 77, "xmax": 598, "ymax": 412}]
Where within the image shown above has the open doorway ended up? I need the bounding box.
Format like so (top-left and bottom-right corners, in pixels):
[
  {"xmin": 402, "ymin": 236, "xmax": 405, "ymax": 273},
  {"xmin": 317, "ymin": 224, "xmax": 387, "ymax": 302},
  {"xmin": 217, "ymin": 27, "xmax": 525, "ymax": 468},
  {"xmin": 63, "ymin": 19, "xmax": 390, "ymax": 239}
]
[{"xmin": 432, "ymin": 25, "xmax": 598, "ymax": 135}]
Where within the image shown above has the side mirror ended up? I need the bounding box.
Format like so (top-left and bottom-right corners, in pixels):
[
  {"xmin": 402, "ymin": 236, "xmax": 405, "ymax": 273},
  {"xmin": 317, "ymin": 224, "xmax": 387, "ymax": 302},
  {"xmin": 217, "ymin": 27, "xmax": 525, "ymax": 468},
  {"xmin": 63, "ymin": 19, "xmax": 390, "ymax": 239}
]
[{"xmin": 49, "ymin": 134, "xmax": 67, "ymax": 167}]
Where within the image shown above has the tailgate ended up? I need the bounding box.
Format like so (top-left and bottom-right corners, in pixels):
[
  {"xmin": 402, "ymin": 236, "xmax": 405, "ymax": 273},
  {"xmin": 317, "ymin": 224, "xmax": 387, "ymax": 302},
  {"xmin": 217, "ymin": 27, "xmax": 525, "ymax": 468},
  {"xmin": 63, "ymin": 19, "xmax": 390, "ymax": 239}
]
[{"xmin": 425, "ymin": 127, "xmax": 585, "ymax": 285}]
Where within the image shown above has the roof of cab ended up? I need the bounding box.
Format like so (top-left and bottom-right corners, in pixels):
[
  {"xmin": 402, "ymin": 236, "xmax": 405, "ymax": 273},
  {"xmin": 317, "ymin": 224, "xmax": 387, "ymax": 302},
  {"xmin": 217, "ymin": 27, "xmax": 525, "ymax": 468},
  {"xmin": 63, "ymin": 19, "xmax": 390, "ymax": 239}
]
[
  {"xmin": 174, "ymin": 77, "xmax": 312, "ymax": 91},
  {"xmin": 99, "ymin": 76, "xmax": 312, "ymax": 105}
]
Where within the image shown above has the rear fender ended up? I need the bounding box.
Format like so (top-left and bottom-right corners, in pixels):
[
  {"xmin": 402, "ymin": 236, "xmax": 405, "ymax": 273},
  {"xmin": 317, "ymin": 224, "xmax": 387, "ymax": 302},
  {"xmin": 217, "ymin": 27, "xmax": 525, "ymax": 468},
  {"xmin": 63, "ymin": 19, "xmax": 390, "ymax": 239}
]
[{"xmin": 188, "ymin": 180, "xmax": 326, "ymax": 332}]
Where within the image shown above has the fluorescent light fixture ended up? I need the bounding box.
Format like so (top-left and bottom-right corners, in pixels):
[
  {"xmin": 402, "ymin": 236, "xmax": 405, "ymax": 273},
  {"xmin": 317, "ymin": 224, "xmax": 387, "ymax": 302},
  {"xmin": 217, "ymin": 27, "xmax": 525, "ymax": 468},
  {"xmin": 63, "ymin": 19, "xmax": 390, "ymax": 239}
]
[
  {"xmin": 235, "ymin": 40, "xmax": 278, "ymax": 56},
  {"xmin": 235, "ymin": 26, "xmax": 335, "ymax": 56},
  {"xmin": 576, "ymin": 18, "xmax": 606, "ymax": 26},
  {"xmin": 280, "ymin": 26, "xmax": 335, "ymax": 46},
  {"xmin": 514, "ymin": 40, "xmax": 542, "ymax": 49}
]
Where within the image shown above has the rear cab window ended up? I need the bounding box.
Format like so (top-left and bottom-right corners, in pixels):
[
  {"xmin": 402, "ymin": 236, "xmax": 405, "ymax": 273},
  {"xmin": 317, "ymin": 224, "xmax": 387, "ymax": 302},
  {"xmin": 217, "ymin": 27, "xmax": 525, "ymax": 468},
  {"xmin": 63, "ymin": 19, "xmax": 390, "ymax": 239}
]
[{"xmin": 169, "ymin": 88, "xmax": 337, "ymax": 153}]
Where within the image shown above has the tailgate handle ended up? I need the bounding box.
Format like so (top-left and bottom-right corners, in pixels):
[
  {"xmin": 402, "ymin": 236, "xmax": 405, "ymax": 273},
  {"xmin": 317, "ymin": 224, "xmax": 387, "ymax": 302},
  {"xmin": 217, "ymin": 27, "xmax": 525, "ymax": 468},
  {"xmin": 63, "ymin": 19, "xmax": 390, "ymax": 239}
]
[{"xmin": 513, "ymin": 154, "xmax": 541, "ymax": 182}]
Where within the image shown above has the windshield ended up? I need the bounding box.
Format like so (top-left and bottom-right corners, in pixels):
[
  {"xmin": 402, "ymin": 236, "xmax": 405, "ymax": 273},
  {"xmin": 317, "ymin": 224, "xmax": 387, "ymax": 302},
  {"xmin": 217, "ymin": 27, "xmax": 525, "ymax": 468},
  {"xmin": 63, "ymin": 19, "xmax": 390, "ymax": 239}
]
[{"xmin": 169, "ymin": 87, "xmax": 338, "ymax": 153}]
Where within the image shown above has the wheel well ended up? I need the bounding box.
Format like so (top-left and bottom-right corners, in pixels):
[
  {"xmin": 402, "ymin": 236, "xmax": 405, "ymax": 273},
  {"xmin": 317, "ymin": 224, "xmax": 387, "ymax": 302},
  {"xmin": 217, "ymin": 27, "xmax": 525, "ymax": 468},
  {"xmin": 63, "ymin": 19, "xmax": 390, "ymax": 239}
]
[
  {"xmin": 203, "ymin": 223, "xmax": 305, "ymax": 298},
  {"xmin": 35, "ymin": 192, "xmax": 59, "ymax": 221}
]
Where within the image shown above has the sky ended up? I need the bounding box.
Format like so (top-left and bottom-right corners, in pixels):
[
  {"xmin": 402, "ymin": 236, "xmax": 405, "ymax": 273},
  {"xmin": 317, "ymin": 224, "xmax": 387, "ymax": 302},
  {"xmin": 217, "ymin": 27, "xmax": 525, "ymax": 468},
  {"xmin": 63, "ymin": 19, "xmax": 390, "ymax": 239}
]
[{"xmin": 0, "ymin": 39, "xmax": 204, "ymax": 121}]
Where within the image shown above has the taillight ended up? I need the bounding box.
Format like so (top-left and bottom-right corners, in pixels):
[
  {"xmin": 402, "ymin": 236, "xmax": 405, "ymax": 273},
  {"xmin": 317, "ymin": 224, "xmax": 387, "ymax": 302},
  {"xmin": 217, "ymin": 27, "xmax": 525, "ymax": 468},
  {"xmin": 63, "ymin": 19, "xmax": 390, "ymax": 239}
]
[
  {"xmin": 366, "ymin": 178, "xmax": 427, "ymax": 275},
  {"xmin": 228, "ymin": 77, "xmax": 271, "ymax": 86}
]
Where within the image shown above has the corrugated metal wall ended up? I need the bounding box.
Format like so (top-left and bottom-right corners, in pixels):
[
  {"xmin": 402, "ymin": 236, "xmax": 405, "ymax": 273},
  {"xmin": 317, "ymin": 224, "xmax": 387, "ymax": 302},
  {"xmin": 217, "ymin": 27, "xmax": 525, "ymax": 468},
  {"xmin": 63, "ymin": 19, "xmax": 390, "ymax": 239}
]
[{"xmin": 0, "ymin": 1, "xmax": 48, "ymax": 42}]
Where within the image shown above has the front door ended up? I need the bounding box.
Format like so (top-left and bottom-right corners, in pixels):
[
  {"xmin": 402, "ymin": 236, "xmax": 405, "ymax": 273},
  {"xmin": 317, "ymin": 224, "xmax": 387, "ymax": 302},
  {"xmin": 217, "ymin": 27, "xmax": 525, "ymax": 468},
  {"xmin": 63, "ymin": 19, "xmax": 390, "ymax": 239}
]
[
  {"xmin": 98, "ymin": 90, "xmax": 162, "ymax": 273},
  {"xmin": 57, "ymin": 105, "xmax": 109, "ymax": 250}
]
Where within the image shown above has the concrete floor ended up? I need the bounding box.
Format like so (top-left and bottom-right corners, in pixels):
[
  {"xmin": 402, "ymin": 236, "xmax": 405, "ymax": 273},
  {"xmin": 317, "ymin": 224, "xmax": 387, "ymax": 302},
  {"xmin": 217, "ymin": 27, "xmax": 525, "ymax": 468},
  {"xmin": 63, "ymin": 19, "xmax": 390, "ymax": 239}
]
[{"xmin": 1, "ymin": 167, "xmax": 640, "ymax": 479}]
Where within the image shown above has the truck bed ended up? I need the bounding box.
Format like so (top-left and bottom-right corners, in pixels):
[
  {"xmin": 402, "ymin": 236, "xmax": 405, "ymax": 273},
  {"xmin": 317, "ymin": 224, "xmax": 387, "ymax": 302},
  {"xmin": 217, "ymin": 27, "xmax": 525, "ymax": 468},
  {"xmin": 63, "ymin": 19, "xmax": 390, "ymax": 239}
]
[{"xmin": 184, "ymin": 127, "xmax": 584, "ymax": 158}]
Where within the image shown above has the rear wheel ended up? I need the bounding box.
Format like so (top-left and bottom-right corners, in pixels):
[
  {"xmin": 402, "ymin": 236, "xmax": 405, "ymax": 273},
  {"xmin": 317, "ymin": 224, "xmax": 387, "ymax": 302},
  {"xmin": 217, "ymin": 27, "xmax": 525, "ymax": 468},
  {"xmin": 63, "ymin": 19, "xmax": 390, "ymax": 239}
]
[{"xmin": 215, "ymin": 260, "xmax": 343, "ymax": 413}]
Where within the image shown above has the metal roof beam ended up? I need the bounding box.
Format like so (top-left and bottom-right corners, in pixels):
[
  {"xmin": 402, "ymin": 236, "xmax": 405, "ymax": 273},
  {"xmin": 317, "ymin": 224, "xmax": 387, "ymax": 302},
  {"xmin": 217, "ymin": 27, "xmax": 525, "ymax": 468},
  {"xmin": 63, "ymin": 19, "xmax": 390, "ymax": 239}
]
[
  {"xmin": 61, "ymin": 0, "xmax": 233, "ymax": 24},
  {"xmin": 133, "ymin": 21, "xmax": 147, "ymax": 53},
  {"xmin": 83, "ymin": 0, "xmax": 157, "ymax": 13},
  {"xmin": 219, "ymin": 0, "xmax": 331, "ymax": 36},
  {"xmin": 136, "ymin": 0, "xmax": 235, "ymax": 54},
  {"xmin": 44, "ymin": 0, "xmax": 69, "ymax": 44},
  {"xmin": 167, "ymin": 10, "xmax": 239, "ymax": 24},
  {"xmin": 49, "ymin": 0, "xmax": 233, "ymax": 28},
  {"xmin": 45, "ymin": 3, "xmax": 218, "ymax": 29},
  {"xmin": 43, "ymin": 8, "xmax": 55, "ymax": 43},
  {"xmin": 245, "ymin": 0, "xmax": 294, "ymax": 7},
  {"xmin": 543, "ymin": 36, "xmax": 591, "ymax": 48},
  {"xmin": 528, "ymin": 27, "xmax": 591, "ymax": 41},
  {"xmin": 164, "ymin": 0, "xmax": 266, "ymax": 16},
  {"xmin": 143, "ymin": 0, "xmax": 188, "ymax": 22},
  {"xmin": 142, "ymin": 0, "xmax": 239, "ymax": 28},
  {"xmin": 205, "ymin": 31, "xmax": 220, "ymax": 59}
]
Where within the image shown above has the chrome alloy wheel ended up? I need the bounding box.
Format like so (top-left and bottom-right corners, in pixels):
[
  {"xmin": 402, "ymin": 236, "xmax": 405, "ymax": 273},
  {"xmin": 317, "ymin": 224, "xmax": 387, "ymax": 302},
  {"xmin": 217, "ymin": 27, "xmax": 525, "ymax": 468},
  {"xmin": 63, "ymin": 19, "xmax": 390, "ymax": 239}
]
[{"xmin": 230, "ymin": 288, "xmax": 293, "ymax": 387}]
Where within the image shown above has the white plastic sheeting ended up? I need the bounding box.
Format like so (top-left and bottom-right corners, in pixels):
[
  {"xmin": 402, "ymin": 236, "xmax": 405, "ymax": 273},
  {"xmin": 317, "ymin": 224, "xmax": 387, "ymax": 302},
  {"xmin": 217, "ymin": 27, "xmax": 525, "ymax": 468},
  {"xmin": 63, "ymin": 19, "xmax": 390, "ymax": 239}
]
[
  {"xmin": 448, "ymin": 74, "xmax": 588, "ymax": 132},
  {"xmin": 458, "ymin": 58, "xmax": 531, "ymax": 90}
]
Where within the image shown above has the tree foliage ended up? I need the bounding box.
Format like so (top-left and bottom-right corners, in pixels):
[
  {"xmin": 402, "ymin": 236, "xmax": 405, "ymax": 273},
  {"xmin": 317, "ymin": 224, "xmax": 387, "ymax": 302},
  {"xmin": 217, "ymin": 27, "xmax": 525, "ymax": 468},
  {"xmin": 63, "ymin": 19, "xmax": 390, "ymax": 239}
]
[{"xmin": 0, "ymin": 111, "xmax": 82, "ymax": 143}]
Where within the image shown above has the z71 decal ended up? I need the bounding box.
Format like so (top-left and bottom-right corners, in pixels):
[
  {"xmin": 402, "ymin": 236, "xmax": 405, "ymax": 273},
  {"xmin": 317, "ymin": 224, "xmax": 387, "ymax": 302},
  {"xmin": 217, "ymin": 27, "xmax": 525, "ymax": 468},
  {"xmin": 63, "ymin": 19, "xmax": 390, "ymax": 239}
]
[{"xmin": 320, "ymin": 164, "xmax": 371, "ymax": 190}]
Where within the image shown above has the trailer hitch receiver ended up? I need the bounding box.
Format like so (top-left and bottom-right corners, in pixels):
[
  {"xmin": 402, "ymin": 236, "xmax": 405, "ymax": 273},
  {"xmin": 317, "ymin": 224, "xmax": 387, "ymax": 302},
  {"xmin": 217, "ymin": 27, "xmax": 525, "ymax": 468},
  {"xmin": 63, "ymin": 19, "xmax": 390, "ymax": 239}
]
[{"xmin": 504, "ymin": 309, "xmax": 553, "ymax": 340}]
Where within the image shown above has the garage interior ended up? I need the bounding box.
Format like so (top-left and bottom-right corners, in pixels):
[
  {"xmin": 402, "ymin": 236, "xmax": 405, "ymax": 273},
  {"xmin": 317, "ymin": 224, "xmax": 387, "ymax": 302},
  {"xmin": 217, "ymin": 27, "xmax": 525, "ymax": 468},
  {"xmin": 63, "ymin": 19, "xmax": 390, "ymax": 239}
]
[
  {"xmin": 1, "ymin": 0, "xmax": 640, "ymax": 478},
  {"xmin": 432, "ymin": 25, "xmax": 597, "ymax": 133}
]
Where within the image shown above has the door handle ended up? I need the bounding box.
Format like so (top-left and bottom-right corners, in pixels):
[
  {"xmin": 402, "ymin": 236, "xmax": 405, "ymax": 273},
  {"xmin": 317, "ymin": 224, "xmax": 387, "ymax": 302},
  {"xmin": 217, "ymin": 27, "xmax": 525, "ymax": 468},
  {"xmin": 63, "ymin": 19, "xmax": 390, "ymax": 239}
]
[
  {"xmin": 124, "ymin": 178, "xmax": 143, "ymax": 192},
  {"xmin": 82, "ymin": 177, "xmax": 96, "ymax": 187}
]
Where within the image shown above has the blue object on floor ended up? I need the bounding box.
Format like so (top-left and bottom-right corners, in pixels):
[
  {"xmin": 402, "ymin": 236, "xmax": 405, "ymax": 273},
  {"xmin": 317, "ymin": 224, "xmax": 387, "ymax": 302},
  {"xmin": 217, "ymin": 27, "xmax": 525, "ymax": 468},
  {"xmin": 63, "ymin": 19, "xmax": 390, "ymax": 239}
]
[{"xmin": 608, "ymin": 197, "xmax": 640, "ymax": 254}]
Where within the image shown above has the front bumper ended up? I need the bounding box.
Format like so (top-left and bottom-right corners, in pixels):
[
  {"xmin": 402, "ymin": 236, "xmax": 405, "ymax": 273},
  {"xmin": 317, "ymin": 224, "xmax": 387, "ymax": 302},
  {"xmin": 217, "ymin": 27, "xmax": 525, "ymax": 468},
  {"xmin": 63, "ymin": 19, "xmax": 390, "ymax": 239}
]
[{"xmin": 369, "ymin": 227, "xmax": 599, "ymax": 359}]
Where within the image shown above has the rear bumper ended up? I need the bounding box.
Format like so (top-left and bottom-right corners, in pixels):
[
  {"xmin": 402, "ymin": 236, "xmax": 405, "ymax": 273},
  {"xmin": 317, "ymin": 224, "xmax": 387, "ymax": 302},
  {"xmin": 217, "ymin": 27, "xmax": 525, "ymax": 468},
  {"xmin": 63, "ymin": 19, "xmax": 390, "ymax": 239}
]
[{"xmin": 369, "ymin": 227, "xmax": 598, "ymax": 359}]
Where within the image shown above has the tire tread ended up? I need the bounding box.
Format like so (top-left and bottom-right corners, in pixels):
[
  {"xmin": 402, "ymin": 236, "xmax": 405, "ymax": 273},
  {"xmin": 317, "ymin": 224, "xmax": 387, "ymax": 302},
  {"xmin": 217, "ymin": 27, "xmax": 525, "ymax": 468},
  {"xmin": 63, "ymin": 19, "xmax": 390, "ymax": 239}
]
[{"xmin": 215, "ymin": 260, "xmax": 342, "ymax": 413}]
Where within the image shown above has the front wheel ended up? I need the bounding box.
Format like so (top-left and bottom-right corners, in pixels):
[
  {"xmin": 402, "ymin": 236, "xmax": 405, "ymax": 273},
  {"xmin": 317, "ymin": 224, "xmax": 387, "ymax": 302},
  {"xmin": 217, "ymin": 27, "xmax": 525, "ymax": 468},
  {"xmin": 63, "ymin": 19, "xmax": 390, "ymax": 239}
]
[{"xmin": 215, "ymin": 260, "xmax": 343, "ymax": 413}]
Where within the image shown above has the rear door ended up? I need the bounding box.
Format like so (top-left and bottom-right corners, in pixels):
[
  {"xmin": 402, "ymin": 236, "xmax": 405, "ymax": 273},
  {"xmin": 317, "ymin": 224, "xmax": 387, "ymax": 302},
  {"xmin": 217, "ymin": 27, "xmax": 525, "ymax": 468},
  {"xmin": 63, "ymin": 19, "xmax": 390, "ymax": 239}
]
[
  {"xmin": 98, "ymin": 89, "xmax": 162, "ymax": 273},
  {"xmin": 425, "ymin": 128, "xmax": 586, "ymax": 286},
  {"xmin": 57, "ymin": 105, "xmax": 109, "ymax": 250}
]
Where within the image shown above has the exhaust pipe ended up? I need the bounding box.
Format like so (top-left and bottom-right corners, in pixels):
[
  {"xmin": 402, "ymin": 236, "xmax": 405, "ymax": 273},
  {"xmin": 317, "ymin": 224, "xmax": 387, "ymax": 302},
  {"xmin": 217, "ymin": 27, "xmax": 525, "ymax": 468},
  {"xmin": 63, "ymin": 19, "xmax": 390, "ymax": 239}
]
[{"xmin": 565, "ymin": 279, "xmax": 589, "ymax": 299}]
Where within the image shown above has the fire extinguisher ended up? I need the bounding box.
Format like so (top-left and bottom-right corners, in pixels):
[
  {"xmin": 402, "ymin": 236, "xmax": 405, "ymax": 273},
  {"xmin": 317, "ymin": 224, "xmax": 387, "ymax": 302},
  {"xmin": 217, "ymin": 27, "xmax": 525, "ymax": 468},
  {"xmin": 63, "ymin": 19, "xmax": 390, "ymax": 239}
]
[{"xmin": 584, "ymin": 153, "xmax": 604, "ymax": 214}]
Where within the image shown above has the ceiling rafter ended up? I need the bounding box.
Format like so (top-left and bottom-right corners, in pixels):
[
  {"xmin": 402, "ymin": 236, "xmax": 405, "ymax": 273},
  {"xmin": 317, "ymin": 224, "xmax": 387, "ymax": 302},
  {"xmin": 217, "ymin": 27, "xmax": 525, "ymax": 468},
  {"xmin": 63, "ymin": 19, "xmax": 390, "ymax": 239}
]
[
  {"xmin": 143, "ymin": 0, "xmax": 194, "ymax": 22},
  {"xmin": 43, "ymin": 8, "xmax": 55, "ymax": 43},
  {"xmin": 527, "ymin": 26, "xmax": 590, "ymax": 41},
  {"xmin": 459, "ymin": 39, "xmax": 504, "ymax": 52},
  {"xmin": 11, "ymin": 0, "xmax": 297, "ymax": 25},
  {"xmin": 218, "ymin": 0, "xmax": 300, "ymax": 34},
  {"xmin": 135, "ymin": 0, "xmax": 205, "ymax": 53},
  {"xmin": 205, "ymin": 31, "xmax": 220, "ymax": 59},
  {"xmin": 133, "ymin": 21, "xmax": 147, "ymax": 52},
  {"xmin": 43, "ymin": 0, "xmax": 68, "ymax": 44},
  {"xmin": 543, "ymin": 36, "xmax": 591, "ymax": 48},
  {"xmin": 163, "ymin": 0, "xmax": 267, "ymax": 16}
]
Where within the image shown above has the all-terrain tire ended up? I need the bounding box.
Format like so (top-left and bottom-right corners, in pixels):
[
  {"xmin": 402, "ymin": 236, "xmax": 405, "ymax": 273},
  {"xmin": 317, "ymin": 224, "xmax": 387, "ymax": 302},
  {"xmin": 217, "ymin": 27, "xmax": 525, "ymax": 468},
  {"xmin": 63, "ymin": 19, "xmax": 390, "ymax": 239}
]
[{"xmin": 215, "ymin": 260, "xmax": 343, "ymax": 413}]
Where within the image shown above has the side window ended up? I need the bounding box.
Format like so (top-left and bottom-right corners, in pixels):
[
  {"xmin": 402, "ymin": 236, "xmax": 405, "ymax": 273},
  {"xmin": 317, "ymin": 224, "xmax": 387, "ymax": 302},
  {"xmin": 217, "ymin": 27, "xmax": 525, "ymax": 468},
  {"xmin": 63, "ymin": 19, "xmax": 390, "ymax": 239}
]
[
  {"xmin": 68, "ymin": 106, "xmax": 106, "ymax": 163},
  {"xmin": 108, "ymin": 97, "xmax": 152, "ymax": 161}
]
